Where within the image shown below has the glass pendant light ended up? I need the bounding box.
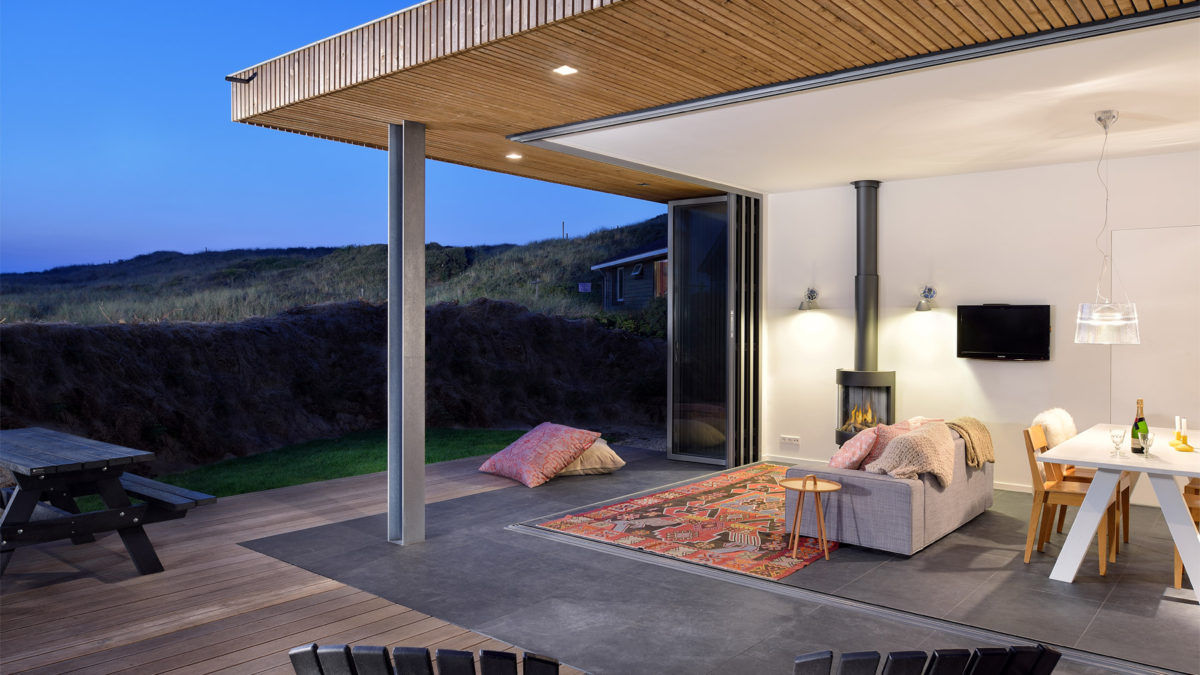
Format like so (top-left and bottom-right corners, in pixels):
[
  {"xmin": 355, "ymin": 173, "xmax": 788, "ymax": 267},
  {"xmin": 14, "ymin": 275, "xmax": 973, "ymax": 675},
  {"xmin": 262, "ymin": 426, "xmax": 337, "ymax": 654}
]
[{"xmin": 1075, "ymin": 110, "xmax": 1139, "ymax": 345}]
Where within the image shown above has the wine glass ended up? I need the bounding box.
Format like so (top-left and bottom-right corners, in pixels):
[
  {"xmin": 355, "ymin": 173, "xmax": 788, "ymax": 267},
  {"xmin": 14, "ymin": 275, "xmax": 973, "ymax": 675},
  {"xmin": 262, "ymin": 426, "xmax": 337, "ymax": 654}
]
[
  {"xmin": 1138, "ymin": 430, "xmax": 1155, "ymax": 457},
  {"xmin": 1109, "ymin": 428, "xmax": 1125, "ymax": 458}
]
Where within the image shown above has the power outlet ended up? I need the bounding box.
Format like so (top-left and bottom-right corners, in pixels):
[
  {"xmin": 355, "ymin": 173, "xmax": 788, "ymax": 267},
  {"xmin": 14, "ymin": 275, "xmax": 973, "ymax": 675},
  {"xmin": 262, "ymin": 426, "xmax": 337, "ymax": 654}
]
[{"xmin": 780, "ymin": 435, "xmax": 802, "ymax": 452}]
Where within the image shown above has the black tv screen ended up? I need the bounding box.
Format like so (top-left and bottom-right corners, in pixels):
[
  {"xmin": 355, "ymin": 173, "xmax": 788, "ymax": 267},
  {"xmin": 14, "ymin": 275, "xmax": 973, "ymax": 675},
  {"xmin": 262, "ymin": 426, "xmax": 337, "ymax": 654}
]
[{"xmin": 957, "ymin": 305, "xmax": 1051, "ymax": 361}]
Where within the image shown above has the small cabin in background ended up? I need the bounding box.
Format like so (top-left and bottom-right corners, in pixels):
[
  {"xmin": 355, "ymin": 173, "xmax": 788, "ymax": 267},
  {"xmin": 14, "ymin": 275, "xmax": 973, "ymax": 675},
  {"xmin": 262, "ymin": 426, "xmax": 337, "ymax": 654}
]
[{"xmin": 591, "ymin": 238, "xmax": 668, "ymax": 311}]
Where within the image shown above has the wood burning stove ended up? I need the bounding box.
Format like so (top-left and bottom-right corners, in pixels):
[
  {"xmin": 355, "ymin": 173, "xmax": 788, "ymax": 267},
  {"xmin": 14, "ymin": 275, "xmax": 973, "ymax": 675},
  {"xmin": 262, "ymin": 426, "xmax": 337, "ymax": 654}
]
[
  {"xmin": 836, "ymin": 180, "xmax": 896, "ymax": 446},
  {"xmin": 836, "ymin": 369, "xmax": 895, "ymax": 446}
]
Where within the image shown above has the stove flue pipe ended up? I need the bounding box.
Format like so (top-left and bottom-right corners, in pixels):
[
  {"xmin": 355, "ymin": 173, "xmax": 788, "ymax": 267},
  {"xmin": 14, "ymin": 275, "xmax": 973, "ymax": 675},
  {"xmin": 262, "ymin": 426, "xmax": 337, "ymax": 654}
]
[{"xmin": 852, "ymin": 180, "xmax": 881, "ymax": 372}]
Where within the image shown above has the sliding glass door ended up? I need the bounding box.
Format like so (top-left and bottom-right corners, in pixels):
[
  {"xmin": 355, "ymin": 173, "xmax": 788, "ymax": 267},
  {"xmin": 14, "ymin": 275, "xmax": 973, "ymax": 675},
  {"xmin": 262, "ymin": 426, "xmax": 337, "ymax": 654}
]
[{"xmin": 668, "ymin": 195, "xmax": 760, "ymax": 466}]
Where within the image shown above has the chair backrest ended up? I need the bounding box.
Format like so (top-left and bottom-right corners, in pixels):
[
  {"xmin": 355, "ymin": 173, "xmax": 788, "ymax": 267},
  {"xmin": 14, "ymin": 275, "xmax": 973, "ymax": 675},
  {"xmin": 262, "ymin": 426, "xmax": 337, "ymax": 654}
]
[
  {"xmin": 1001, "ymin": 645, "xmax": 1042, "ymax": 674},
  {"xmin": 881, "ymin": 651, "xmax": 928, "ymax": 675},
  {"xmin": 479, "ymin": 650, "xmax": 517, "ymax": 675},
  {"xmin": 352, "ymin": 645, "xmax": 395, "ymax": 675},
  {"xmin": 523, "ymin": 652, "xmax": 561, "ymax": 675},
  {"xmin": 435, "ymin": 649, "xmax": 477, "ymax": 675},
  {"xmin": 794, "ymin": 650, "xmax": 833, "ymax": 675},
  {"xmin": 316, "ymin": 645, "xmax": 356, "ymax": 675},
  {"xmin": 1022, "ymin": 426, "xmax": 1060, "ymax": 487},
  {"xmin": 288, "ymin": 644, "xmax": 323, "ymax": 675},
  {"xmin": 392, "ymin": 647, "xmax": 434, "ymax": 675},
  {"xmin": 1029, "ymin": 646, "xmax": 1061, "ymax": 675},
  {"xmin": 923, "ymin": 649, "xmax": 971, "ymax": 675},
  {"xmin": 838, "ymin": 651, "xmax": 882, "ymax": 675},
  {"xmin": 965, "ymin": 647, "xmax": 1010, "ymax": 675}
]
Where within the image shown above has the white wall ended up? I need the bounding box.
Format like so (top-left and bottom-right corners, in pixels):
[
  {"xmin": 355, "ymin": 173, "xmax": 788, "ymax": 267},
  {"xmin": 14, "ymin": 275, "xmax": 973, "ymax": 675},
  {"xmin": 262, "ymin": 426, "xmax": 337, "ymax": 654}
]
[{"xmin": 761, "ymin": 150, "xmax": 1200, "ymax": 505}]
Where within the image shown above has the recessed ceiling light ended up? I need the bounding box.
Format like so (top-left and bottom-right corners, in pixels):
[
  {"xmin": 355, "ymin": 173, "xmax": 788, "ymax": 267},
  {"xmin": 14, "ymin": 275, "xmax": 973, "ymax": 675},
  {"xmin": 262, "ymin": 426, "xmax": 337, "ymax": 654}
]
[
  {"xmin": 505, "ymin": 152, "xmax": 523, "ymax": 160},
  {"xmin": 552, "ymin": 65, "xmax": 578, "ymax": 76}
]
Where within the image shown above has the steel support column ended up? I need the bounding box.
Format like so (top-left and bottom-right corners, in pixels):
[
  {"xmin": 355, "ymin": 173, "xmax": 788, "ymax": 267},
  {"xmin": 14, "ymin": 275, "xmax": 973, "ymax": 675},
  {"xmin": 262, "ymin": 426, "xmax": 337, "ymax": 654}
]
[{"xmin": 387, "ymin": 121, "xmax": 425, "ymax": 545}]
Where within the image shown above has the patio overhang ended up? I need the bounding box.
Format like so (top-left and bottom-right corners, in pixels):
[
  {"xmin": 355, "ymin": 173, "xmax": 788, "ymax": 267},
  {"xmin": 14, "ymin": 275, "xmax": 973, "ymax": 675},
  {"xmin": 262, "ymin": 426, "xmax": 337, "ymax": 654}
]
[{"xmin": 228, "ymin": 0, "xmax": 1199, "ymax": 203}]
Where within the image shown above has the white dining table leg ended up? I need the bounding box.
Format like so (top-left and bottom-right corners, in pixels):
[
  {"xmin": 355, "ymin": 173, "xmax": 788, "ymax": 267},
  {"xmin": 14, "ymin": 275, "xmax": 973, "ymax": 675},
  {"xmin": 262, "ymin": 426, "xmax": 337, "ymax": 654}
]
[
  {"xmin": 1148, "ymin": 473, "xmax": 1200, "ymax": 603},
  {"xmin": 1049, "ymin": 468, "xmax": 1122, "ymax": 583}
]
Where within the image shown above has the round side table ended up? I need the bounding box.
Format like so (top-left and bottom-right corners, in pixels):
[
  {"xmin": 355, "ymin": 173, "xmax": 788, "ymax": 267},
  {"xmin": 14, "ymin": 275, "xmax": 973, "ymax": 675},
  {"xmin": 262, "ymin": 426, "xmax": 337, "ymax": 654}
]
[{"xmin": 779, "ymin": 475, "xmax": 842, "ymax": 560}]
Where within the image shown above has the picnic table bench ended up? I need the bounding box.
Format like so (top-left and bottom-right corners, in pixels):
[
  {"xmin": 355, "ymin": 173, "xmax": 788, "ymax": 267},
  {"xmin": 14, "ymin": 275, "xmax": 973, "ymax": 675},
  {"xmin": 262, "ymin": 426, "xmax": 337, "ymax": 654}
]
[{"xmin": 0, "ymin": 427, "xmax": 215, "ymax": 575}]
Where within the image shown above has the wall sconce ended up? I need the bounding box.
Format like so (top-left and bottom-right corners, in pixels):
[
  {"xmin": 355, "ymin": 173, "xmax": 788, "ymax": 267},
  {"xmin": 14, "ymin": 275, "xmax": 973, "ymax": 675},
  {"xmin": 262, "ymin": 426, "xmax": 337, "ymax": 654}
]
[
  {"xmin": 915, "ymin": 285, "xmax": 936, "ymax": 311},
  {"xmin": 799, "ymin": 288, "xmax": 819, "ymax": 311}
]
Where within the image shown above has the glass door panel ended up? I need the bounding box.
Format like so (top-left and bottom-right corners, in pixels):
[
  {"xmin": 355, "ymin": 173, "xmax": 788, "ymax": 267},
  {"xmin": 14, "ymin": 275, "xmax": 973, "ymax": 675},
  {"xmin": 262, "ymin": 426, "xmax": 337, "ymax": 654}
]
[{"xmin": 669, "ymin": 197, "xmax": 730, "ymax": 464}]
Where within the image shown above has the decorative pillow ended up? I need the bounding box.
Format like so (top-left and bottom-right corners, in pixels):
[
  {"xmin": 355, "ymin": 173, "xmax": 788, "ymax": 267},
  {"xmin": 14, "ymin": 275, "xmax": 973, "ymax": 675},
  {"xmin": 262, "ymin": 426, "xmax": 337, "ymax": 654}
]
[
  {"xmin": 859, "ymin": 422, "xmax": 912, "ymax": 468},
  {"xmin": 479, "ymin": 422, "xmax": 600, "ymax": 487},
  {"xmin": 829, "ymin": 426, "xmax": 879, "ymax": 469},
  {"xmin": 863, "ymin": 422, "xmax": 956, "ymax": 486},
  {"xmin": 673, "ymin": 418, "xmax": 726, "ymax": 447},
  {"xmin": 557, "ymin": 438, "xmax": 627, "ymax": 476}
]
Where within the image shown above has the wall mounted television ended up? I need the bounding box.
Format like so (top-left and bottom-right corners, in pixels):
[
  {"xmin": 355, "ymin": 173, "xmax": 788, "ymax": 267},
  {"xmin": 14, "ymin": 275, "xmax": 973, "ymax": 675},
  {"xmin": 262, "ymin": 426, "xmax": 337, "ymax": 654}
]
[{"xmin": 957, "ymin": 304, "xmax": 1051, "ymax": 361}]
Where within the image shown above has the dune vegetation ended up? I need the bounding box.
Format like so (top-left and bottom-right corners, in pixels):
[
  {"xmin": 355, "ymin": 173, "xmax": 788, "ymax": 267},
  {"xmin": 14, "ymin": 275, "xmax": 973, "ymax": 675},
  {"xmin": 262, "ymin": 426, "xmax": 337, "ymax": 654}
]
[{"xmin": 1, "ymin": 215, "xmax": 667, "ymax": 335}]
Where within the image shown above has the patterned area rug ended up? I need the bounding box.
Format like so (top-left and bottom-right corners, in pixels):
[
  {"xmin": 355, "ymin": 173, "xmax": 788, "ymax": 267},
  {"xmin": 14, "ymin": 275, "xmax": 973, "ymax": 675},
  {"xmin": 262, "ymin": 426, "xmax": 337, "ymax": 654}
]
[{"xmin": 536, "ymin": 463, "xmax": 834, "ymax": 580}]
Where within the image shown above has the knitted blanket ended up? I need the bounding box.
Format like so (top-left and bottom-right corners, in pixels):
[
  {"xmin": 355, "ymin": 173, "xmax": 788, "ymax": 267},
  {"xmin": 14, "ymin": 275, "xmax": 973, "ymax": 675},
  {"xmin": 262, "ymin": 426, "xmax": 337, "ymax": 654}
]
[
  {"xmin": 946, "ymin": 416, "xmax": 995, "ymax": 468},
  {"xmin": 864, "ymin": 422, "xmax": 955, "ymax": 487}
]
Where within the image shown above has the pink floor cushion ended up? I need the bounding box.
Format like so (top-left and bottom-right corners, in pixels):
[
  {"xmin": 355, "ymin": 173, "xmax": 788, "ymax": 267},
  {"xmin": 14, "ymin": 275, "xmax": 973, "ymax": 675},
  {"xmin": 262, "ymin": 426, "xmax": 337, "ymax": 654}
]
[
  {"xmin": 829, "ymin": 426, "xmax": 880, "ymax": 469},
  {"xmin": 479, "ymin": 422, "xmax": 601, "ymax": 487}
]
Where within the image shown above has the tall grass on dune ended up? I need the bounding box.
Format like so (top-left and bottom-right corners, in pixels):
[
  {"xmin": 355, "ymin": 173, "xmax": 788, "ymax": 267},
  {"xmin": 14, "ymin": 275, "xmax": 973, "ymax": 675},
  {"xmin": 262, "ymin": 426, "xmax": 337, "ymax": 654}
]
[{"xmin": 0, "ymin": 215, "xmax": 667, "ymax": 332}]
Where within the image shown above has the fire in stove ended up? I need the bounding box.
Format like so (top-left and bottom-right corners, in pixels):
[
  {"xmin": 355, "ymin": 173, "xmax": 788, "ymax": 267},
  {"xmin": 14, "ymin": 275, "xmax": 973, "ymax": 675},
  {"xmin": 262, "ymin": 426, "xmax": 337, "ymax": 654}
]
[{"xmin": 839, "ymin": 401, "xmax": 878, "ymax": 434}]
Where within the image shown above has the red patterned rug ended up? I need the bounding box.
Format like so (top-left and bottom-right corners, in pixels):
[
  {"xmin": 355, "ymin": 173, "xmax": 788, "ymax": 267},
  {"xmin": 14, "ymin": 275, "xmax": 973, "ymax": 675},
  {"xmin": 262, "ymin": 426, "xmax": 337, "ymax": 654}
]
[{"xmin": 535, "ymin": 463, "xmax": 835, "ymax": 580}]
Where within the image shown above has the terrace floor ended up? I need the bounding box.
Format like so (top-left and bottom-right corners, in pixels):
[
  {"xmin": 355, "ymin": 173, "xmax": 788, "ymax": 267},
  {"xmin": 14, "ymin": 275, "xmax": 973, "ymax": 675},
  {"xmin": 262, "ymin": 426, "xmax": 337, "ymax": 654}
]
[
  {"xmin": 1, "ymin": 448, "xmax": 1197, "ymax": 674},
  {"xmin": 0, "ymin": 458, "xmax": 583, "ymax": 674}
]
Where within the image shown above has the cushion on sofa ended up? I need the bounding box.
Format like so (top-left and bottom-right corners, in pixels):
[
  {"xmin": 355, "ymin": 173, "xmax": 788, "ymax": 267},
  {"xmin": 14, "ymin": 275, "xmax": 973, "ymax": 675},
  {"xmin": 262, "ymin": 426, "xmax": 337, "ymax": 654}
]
[
  {"xmin": 557, "ymin": 438, "xmax": 626, "ymax": 476},
  {"xmin": 857, "ymin": 417, "xmax": 940, "ymax": 468},
  {"xmin": 829, "ymin": 426, "xmax": 880, "ymax": 469},
  {"xmin": 859, "ymin": 422, "xmax": 908, "ymax": 467},
  {"xmin": 479, "ymin": 422, "xmax": 601, "ymax": 487},
  {"xmin": 863, "ymin": 422, "xmax": 956, "ymax": 486}
]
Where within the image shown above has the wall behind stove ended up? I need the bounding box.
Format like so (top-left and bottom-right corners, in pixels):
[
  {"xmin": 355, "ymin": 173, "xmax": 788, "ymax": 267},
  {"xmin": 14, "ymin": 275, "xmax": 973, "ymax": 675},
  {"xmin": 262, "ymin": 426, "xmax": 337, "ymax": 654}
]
[{"xmin": 761, "ymin": 150, "xmax": 1199, "ymax": 504}]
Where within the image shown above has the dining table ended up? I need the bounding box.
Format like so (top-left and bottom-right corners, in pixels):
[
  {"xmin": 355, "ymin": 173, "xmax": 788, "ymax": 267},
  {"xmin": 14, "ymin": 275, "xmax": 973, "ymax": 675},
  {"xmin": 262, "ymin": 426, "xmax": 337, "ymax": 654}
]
[{"xmin": 1039, "ymin": 423, "xmax": 1200, "ymax": 602}]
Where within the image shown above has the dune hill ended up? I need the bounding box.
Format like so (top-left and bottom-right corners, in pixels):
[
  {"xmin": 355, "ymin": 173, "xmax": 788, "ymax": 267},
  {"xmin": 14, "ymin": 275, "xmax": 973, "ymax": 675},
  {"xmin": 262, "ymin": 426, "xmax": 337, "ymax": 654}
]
[
  {"xmin": 0, "ymin": 300, "xmax": 666, "ymax": 472},
  {"xmin": 1, "ymin": 215, "xmax": 666, "ymax": 325}
]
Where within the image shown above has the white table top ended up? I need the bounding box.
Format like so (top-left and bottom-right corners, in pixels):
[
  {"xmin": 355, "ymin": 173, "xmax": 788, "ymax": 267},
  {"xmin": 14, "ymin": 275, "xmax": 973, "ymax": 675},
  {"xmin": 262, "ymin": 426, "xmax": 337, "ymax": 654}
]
[{"xmin": 1040, "ymin": 423, "xmax": 1200, "ymax": 478}]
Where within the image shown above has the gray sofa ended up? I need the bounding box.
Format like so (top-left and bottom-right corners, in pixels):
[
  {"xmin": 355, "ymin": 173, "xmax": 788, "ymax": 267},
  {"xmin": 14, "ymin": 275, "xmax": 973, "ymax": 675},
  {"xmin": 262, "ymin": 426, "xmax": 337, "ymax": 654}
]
[{"xmin": 783, "ymin": 431, "xmax": 993, "ymax": 555}]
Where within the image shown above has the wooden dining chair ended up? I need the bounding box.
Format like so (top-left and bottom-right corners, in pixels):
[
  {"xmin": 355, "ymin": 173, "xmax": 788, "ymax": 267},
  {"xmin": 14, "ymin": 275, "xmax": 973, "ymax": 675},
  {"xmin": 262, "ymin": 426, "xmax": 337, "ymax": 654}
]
[
  {"xmin": 1035, "ymin": 424, "xmax": 1133, "ymax": 550},
  {"xmin": 1172, "ymin": 490, "xmax": 1200, "ymax": 589},
  {"xmin": 1023, "ymin": 426, "xmax": 1118, "ymax": 574}
]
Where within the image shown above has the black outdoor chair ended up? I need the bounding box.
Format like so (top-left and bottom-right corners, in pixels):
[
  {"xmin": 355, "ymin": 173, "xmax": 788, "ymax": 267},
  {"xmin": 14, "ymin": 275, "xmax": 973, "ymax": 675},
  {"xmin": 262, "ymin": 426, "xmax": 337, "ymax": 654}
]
[
  {"xmin": 287, "ymin": 643, "xmax": 561, "ymax": 675},
  {"xmin": 793, "ymin": 645, "xmax": 1061, "ymax": 675}
]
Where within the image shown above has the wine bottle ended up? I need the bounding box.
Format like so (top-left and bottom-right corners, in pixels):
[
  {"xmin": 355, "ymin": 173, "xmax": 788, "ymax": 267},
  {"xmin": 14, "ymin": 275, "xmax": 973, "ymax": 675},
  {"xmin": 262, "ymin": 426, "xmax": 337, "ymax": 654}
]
[{"xmin": 1130, "ymin": 398, "xmax": 1148, "ymax": 454}]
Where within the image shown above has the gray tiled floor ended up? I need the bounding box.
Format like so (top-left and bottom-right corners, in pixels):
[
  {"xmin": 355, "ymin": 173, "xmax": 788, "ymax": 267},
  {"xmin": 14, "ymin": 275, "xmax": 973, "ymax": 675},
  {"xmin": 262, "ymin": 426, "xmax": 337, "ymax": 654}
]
[{"xmin": 244, "ymin": 450, "xmax": 1199, "ymax": 674}]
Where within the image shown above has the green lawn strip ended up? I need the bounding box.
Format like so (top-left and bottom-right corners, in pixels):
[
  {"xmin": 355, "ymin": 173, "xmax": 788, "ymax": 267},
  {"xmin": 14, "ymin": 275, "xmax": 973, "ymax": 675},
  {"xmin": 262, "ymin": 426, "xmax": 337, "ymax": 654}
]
[{"xmin": 72, "ymin": 428, "xmax": 524, "ymax": 508}]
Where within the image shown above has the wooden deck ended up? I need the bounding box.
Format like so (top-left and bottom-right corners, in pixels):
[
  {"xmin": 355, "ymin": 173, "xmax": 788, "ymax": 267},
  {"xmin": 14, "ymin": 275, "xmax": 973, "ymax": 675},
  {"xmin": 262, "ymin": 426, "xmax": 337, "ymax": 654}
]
[{"xmin": 0, "ymin": 457, "xmax": 583, "ymax": 674}]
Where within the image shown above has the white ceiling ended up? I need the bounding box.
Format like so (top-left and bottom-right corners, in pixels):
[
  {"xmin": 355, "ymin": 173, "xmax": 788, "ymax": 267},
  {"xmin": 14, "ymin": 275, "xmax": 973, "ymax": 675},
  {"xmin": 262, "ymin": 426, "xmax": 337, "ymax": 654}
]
[{"xmin": 547, "ymin": 21, "xmax": 1200, "ymax": 194}]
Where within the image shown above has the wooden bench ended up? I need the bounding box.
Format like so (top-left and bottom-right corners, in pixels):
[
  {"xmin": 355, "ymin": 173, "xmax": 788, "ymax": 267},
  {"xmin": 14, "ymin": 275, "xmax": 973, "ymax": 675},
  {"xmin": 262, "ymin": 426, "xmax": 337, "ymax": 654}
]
[{"xmin": 118, "ymin": 473, "xmax": 216, "ymax": 518}]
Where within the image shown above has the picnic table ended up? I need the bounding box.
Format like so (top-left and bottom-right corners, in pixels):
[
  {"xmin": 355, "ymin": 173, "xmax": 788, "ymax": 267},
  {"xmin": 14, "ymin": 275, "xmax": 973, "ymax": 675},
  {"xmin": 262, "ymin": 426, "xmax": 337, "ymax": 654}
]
[{"xmin": 0, "ymin": 427, "xmax": 214, "ymax": 575}]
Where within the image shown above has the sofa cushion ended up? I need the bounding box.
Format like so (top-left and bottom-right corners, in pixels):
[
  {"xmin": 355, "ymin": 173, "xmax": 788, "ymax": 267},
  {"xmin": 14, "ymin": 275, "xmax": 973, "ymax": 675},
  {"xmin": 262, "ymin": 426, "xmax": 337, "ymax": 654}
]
[
  {"xmin": 863, "ymin": 422, "xmax": 956, "ymax": 486},
  {"xmin": 829, "ymin": 427, "xmax": 880, "ymax": 469},
  {"xmin": 479, "ymin": 423, "xmax": 600, "ymax": 487},
  {"xmin": 860, "ymin": 422, "xmax": 908, "ymax": 468}
]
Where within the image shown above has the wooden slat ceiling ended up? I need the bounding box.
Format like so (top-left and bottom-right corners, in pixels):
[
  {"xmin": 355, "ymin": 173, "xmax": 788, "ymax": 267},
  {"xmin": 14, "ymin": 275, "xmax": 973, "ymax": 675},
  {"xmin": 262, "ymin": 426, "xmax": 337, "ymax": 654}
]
[{"xmin": 230, "ymin": 0, "xmax": 1195, "ymax": 202}]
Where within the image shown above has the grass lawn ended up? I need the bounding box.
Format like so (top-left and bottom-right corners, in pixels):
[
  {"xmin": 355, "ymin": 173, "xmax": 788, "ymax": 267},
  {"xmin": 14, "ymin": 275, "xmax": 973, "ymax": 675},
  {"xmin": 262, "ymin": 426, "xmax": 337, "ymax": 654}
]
[{"xmin": 155, "ymin": 427, "xmax": 524, "ymax": 499}]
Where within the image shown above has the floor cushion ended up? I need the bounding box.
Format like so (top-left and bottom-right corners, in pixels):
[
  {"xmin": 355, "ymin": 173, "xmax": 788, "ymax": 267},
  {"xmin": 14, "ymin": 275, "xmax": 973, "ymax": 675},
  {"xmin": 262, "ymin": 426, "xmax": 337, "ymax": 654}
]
[
  {"xmin": 557, "ymin": 438, "xmax": 626, "ymax": 476},
  {"xmin": 479, "ymin": 422, "xmax": 600, "ymax": 487}
]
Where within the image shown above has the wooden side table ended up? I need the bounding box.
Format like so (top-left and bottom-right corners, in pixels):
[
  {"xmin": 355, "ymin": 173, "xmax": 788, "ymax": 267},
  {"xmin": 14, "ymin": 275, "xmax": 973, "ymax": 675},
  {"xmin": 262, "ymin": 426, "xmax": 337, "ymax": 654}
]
[{"xmin": 780, "ymin": 475, "xmax": 842, "ymax": 560}]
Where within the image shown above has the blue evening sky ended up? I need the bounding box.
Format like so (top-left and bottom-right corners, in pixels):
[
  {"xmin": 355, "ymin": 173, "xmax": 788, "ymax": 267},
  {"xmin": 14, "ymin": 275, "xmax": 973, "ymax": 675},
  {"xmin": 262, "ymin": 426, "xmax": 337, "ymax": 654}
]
[{"xmin": 0, "ymin": 2, "xmax": 664, "ymax": 274}]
